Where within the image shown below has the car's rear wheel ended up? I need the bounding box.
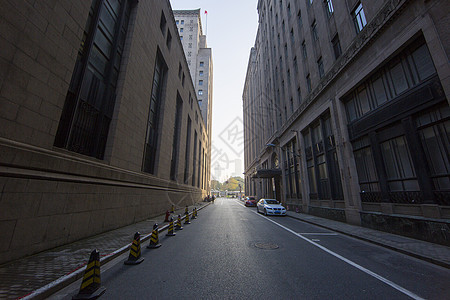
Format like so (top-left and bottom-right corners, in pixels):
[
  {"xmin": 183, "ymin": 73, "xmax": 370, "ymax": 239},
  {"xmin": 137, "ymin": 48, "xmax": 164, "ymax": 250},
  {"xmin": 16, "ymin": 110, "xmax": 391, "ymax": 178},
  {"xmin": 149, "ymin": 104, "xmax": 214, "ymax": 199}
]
[{"xmin": 257, "ymin": 207, "xmax": 259, "ymax": 213}]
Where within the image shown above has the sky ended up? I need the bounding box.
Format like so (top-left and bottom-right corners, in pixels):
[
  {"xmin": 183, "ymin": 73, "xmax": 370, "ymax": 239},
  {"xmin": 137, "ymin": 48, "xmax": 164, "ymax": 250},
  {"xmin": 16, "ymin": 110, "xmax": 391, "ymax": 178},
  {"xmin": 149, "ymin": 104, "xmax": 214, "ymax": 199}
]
[{"xmin": 170, "ymin": 0, "xmax": 259, "ymax": 182}]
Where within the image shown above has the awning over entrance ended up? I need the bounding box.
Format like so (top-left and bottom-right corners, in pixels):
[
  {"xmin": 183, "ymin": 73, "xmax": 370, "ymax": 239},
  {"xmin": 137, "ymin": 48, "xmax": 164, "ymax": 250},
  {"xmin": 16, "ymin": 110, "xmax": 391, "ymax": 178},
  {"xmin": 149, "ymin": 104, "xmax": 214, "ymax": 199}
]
[{"xmin": 251, "ymin": 168, "xmax": 282, "ymax": 178}]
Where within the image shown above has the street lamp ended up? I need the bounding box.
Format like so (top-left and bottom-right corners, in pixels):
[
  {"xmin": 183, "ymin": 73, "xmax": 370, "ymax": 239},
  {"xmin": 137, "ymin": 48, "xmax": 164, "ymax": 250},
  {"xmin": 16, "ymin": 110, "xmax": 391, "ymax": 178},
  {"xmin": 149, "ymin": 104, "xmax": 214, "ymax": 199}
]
[{"xmin": 266, "ymin": 143, "xmax": 301, "ymax": 158}]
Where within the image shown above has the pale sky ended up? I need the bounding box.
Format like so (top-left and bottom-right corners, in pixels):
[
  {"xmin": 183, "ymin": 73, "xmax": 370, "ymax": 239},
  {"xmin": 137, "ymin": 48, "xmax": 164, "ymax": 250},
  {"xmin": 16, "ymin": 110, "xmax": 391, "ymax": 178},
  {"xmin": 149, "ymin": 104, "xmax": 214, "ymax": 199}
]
[{"xmin": 170, "ymin": 0, "xmax": 259, "ymax": 182}]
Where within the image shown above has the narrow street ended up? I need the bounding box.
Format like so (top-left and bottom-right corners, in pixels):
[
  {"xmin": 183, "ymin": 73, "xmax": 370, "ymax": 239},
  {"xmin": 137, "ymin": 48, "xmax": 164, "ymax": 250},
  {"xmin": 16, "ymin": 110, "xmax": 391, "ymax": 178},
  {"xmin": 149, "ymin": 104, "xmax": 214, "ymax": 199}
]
[{"xmin": 56, "ymin": 198, "xmax": 450, "ymax": 299}]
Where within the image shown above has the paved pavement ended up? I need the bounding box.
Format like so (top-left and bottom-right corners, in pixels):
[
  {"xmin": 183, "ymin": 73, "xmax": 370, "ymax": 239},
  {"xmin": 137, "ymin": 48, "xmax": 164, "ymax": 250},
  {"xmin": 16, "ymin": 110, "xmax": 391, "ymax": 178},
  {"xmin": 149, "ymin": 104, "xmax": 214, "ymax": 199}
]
[
  {"xmin": 0, "ymin": 203, "xmax": 208, "ymax": 300},
  {"xmin": 0, "ymin": 201, "xmax": 448, "ymax": 299}
]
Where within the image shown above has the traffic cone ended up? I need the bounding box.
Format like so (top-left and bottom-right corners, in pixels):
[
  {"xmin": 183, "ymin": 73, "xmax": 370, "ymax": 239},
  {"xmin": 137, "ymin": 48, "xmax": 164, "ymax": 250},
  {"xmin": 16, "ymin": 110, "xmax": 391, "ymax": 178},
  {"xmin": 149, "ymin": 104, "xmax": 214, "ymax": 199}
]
[
  {"xmin": 170, "ymin": 204, "xmax": 175, "ymax": 213},
  {"xmin": 184, "ymin": 211, "xmax": 191, "ymax": 224},
  {"xmin": 124, "ymin": 232, "xmax": 144, "ymax": 265},
  {"xmin": 73, "ymin": 249, "xmax": 106, "ymax": 300},
  {"xmin": 164, "ymin": 210, "xmax": 170, "ymax": 222},
  {"xmin": 175, "ymin": 214, "xmax": 183, "ymax": 230},
  {"xmin": 166, "ymin": 217, "xmax": 176, "ymax": 236},
  {"xmin": 147, "ymin": 223, "xmax": 162, "ymax": 249}
]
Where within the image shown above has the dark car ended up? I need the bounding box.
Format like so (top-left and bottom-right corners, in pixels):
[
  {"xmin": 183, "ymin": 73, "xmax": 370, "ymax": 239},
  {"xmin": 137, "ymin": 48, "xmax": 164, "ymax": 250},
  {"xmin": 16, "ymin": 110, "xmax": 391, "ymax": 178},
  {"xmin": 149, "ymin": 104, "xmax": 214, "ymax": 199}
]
[{"xmin": 244, "ymin": 196, "xmax": 257, "ymax": 207}]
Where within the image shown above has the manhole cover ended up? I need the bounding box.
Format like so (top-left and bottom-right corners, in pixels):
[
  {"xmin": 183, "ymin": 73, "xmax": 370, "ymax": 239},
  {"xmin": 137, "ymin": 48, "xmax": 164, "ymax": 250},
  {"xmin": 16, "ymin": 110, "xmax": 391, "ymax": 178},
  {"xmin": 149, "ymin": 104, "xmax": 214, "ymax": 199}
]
[{"xmin": 254, "ymin": 242, "xmax": 279, "ymax": 250}]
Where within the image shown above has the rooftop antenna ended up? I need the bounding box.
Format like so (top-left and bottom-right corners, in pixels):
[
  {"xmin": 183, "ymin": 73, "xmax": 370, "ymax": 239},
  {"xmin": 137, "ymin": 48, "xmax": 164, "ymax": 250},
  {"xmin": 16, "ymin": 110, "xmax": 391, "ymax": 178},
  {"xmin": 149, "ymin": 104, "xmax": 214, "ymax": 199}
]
[{"xmin": 204, "ymin": 10, "xmax": 208, "ymax": 35}]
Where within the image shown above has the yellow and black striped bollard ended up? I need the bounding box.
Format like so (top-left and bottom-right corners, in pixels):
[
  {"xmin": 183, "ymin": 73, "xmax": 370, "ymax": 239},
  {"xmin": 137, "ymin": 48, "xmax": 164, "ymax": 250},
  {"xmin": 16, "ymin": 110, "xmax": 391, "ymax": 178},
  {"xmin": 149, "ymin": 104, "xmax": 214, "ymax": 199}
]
[
  {"xmin": 184, "ymin": 205, "xmax": 188, "ymax": 215},
  {"xmin": 124, "ymin": 232, "xmax": 144, "ymax": 265},
  {"xmin": 73, "ymin": 249, "xmax": 106, "ymax": 299},
  {"xmin": 170, "ymin": 204, "xmax": 175, "ymax": 213},
  {"xmin": 184, "ymin": 210, "xmax": 191, "ymax": 224},
  {"xmin": 147, "ymin": 223, "xmax": 162, "ymax": 249},
  {"xmin": 175, "ymin": 214, "xmax": 183, "ymax": 230},
  {"xmin": 166, "ymin": 217, "xmax": 176, "ymax": 236},
  {"xmin": 192, "ymin": 207, "xmax": 197, "ymax": 219}
]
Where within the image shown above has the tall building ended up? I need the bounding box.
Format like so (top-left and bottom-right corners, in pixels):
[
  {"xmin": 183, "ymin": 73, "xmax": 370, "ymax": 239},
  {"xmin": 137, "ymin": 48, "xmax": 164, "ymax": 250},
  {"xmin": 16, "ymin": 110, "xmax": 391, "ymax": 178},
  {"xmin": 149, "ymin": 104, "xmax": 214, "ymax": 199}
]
[
  {"xmin": 173, "ymin": 10, "xmax": 213, "ymax": 193},
  {"xmin": 244, "ymin": 0, "xmax": 449, "ymax": 245},
  {"xmin": 0, "ymin": 0, "xmax": 210, "ymax": 264}
]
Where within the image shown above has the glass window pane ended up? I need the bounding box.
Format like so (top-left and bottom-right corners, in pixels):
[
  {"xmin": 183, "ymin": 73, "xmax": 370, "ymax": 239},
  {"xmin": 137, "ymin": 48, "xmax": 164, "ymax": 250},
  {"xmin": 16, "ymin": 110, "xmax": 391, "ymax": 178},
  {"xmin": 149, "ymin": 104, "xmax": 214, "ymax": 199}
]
[
  {"xmin": 390, "ymin": 62, "xmax": 409, "ymax": 95},
  {"xmin": 411, "ymin": 44, "xmax": 436, "ymax": 81},
  {"xmin": 358, "ymin": 87, "xmax": 371, "ymax": 115},
  {"xmin": 372, "ymin": 76, "xmax": 388, "ymax": 106}
]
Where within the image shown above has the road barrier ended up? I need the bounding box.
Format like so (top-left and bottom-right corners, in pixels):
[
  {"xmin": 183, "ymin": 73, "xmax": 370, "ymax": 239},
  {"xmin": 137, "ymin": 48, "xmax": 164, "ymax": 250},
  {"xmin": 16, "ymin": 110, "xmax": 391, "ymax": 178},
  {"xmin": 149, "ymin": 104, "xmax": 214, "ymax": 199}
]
[
  {"xmin": 124, "ymin": 232, "xmax": 144, "ymax": 265},
  {"xmin": 184, "ymin": 211, "xmax": 191, "ymax": 224},
  {"xmin": 72, "ymin": 249, "xmax": 106, "ymax": 300},
  {"xmin": 147, "ymin": 224, "xmax": 162, "ymax": 249},
  {"xmin": 175, "ymin": 214, "xmax": 184, "ymax": 230},
  {"xmin": 166, "ymin": 217, "xmax": 176, "ymax": 236}
]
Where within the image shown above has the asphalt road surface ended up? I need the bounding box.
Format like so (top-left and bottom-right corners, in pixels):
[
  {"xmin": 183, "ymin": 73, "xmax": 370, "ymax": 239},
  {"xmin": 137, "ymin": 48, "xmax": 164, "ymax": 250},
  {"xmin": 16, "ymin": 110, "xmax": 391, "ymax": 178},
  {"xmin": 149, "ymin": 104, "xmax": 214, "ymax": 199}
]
[{"xmin": 57, "ymin": 198, "xmax": 450, "ymax": 299}]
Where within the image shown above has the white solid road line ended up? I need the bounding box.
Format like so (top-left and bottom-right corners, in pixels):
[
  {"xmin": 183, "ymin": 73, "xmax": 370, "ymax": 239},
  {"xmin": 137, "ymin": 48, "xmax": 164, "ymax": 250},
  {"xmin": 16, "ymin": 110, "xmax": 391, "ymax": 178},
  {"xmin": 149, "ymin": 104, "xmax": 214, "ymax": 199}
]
[{"xmin": 234, "ymin": 200, "xmax": 424, "ymax": 300}]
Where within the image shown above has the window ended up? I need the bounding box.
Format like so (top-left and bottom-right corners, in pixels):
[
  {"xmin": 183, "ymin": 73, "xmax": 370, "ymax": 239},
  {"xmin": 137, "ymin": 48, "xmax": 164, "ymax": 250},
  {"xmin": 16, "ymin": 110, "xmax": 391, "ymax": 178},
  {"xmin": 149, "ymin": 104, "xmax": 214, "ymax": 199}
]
[
  {"xmin": 198, "ymin": 90, "xmax": 203, "ymax": 96},
  {"xmin": 331, "ymin": 34, "xmax": 342, "ymax": 59},
  {"xmin": 297, "ymin": 86, "xmax": 302, "ymax": 104},
  {"xmin": 297, "ymin": 10, "xmax": 302, "ymax": 28},
  {"xmin": 180, "ymin": 36, "xmax": 183, "ymax": 40},
  {"xmin": 352, "ymin": 2, "xmax": 367, "ymax": 33},
  {"xmin": 160, "ymin": 11, "xmax": 167, "ymax": 34},
  {"xmin": 184, "ymin": 117, "xmax": 192, "ymax": 183},
  {"xmin": 182, "ymin": 73, "xmax": 185, "ymax": 86},
  {"xmin": 199, "ymin": 71, "xmax": 203, "ymax": 77},
  {"xmin": 416, "ymin": 105, "xmax": 450, "ymax": 191},
  {"xmin": 189, "ymin": 35, "xmax": 192, "ymax": 40},
  {"xmin": 344, "ymin": 38, "xmax": 436, "ymax": 123},
  {"xmin": 303, "ymin": 115, "xmax": 343, "ymax": 200},
  {"xmin": 180, "ymin": 28, "xmax": 183, "ymax": 33},
  {"xmin": 199, "ymin": 80, "xmax": 203, "ymax": 86},
  {"xmin": 353, "ymin": 137, "xmax": 380, "ymax": 193},
  {"xmin": 302, "ymin": 41, "xmax": 307, "ymax": 59},
  {"xmin": 200, "ymin": 61, "xmax": 204, "ymax": 67},
  {"xmin": 311, "ymin": 20, "xmax": 318, "ymax": 41},
  {"xmin": 318, "ymin": 57, "xmax": 324, "ymax": 79},
  {"xmin": 181, "ymin": 20, "xmax": 184, "ymax": 24},
  {"xmin": 143, "ymin": 52, "xmax": 168, "ymax": 174},
  {"xmin": 192, "ymin": 131, "xmax": 197, "ymax": 185},
  {"xmin": 170, "ymin": 94, "xmax": 183, "ymax": 180},
  {"xmin": 54, "ymin": 0, "xmax": 134, "ymax": 159},
  {"xmin": 176, "ymin": 20, "xmax": 179, "ymax": 25},
  {"xmin": 325, "ymin": 0, "xmax": 334, "ymax": 17},
  {"xmin": 306, "ymin": 74, "xmax": 311, "ymax": 92},
  {"xmin": 293, "ymin": 56, "xmax": 298, "ymax": 74},
  {"xmin": 166, "ymin": 30, "xmax": 172, "ymax": 49},
  {"xmin": 381, "ymin": 136, "xmax": 419, "ymax": 192}
]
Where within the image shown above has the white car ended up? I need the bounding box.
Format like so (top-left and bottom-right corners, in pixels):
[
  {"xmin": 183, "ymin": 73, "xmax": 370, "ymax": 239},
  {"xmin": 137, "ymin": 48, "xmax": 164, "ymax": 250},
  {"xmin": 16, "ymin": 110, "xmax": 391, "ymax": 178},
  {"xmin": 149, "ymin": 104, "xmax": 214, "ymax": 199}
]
[{"xmin": 256, "ymin": 199, "xmax": 287, "ymax": 216}]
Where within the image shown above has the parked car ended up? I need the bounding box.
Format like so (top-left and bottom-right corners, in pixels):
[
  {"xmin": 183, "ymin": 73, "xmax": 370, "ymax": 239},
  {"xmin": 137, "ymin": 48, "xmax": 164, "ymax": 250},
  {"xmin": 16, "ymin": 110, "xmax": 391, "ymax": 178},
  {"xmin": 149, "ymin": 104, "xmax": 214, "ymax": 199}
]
[
  {"xmin": 244, "ymin": 196, "xmax": 257, "ymax": 207},
  {"xmin": 257, "ymin": 199, "xmax": 287, "ymax": 216}
]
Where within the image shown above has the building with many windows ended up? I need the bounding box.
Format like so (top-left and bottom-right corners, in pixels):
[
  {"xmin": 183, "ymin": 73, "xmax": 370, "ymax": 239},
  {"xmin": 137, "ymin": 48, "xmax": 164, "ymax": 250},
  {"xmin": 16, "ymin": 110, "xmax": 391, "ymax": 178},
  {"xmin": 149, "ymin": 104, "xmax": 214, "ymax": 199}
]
[
  {"xmin": 173, "ymin": 9, "xmax": 213, "ymax": 193},
  {"xmin": 243, "ymin": 0, "xmax": 449, "ymax": 244},
  {"xmin": 0, "ymin": 0, "xmax": 210, "ymax": 264}
]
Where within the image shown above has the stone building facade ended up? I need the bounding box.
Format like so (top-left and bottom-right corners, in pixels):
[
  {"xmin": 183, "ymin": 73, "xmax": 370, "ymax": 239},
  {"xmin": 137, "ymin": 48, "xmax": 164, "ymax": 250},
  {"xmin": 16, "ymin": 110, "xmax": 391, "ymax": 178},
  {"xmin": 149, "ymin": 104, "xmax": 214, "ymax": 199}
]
[
  {"xmin": 243, "ymin": 0, "xmax": 449, "ymax": 245},
  {"xmin": 173, "ymin": 9, "xmax": 213, "ymax": 190},
  {"xmin": 0, "ymin": 0, "xmax": 210, "ymax": 263}
]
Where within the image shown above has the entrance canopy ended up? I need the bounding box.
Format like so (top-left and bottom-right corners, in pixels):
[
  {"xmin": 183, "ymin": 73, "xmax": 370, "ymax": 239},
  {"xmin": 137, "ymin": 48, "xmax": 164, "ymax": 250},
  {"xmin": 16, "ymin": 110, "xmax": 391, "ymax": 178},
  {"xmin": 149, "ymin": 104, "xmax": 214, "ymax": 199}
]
[{"xmin": 251, "ymin": 168, "xmax": 282, "ymax": 179}]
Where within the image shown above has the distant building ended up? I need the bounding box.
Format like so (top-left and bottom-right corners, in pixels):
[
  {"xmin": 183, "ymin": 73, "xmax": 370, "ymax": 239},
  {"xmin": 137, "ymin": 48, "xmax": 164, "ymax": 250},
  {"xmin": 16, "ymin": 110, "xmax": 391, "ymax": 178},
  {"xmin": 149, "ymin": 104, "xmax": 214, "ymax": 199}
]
[
  {"xmin": 0, "ymin": 0, "xmax": 210, "ymax": 264},
  {"xmin": 244, "ymin": 0, "xmax": 449, "ymax": 245},
  {"xmin": 173, "ymin": 9, "xmax": 213, "ymax": 192}
]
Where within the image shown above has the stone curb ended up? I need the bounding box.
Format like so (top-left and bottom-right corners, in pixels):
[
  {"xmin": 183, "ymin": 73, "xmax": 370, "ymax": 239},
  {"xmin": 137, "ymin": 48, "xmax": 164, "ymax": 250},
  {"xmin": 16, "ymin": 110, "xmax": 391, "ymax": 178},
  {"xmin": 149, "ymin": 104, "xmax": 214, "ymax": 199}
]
[{"xmin": 22, "ymin": 203, "xmax": 210, "ymax": 300}]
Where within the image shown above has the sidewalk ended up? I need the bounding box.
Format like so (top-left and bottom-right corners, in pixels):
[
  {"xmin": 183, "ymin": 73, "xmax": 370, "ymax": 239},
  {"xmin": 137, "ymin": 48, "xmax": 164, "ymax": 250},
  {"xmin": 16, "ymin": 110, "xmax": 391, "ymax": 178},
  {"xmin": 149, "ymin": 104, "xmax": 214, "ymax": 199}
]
[
  {"xmin": 287, "ymin": 211, "xmax": 450, "ymax": 269},
  {"xmin": 0, "ymin": 203, "xmax": 208, "ymax": 300}
]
